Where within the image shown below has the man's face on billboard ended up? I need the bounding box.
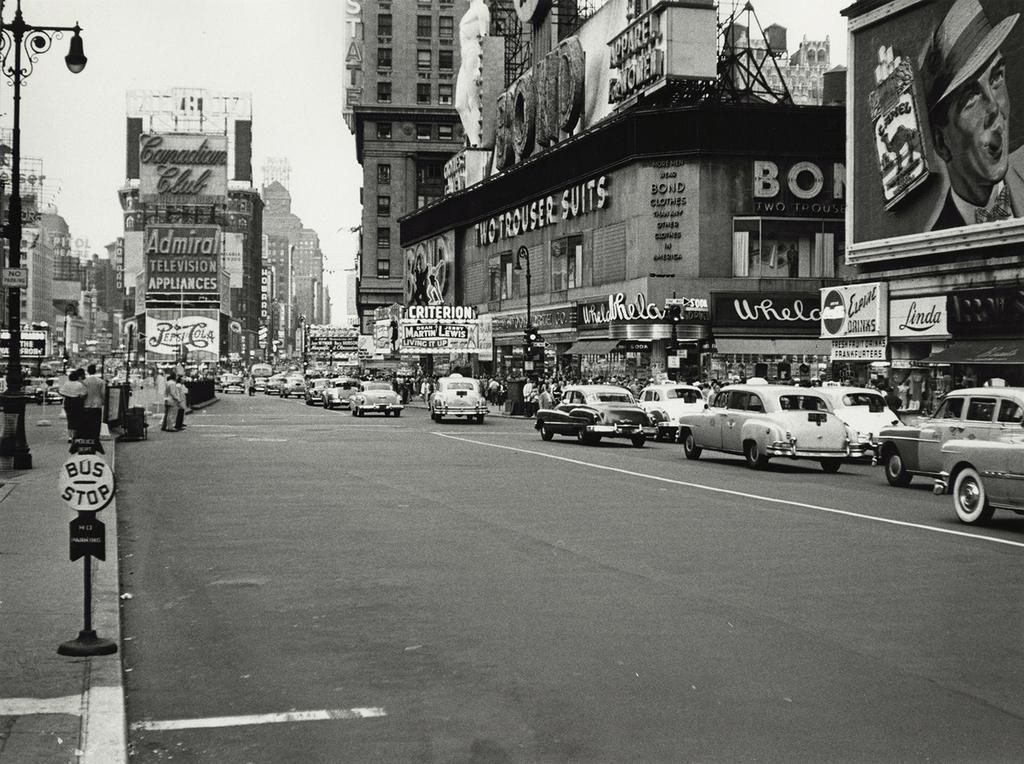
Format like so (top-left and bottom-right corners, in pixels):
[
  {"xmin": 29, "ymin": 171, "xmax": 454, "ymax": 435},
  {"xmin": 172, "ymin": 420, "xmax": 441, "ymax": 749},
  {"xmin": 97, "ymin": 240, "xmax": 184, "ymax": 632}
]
[{"xmin": 933, "ymin": 52, "xmax": 1010, "ymax": 205}]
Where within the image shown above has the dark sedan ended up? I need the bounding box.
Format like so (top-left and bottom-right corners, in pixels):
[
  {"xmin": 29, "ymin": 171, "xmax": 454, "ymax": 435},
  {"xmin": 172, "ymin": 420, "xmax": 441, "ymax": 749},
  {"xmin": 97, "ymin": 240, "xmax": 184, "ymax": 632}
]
[{"xmin": 535, "ymin": 384, "xmax": 656, "ymax": 447}]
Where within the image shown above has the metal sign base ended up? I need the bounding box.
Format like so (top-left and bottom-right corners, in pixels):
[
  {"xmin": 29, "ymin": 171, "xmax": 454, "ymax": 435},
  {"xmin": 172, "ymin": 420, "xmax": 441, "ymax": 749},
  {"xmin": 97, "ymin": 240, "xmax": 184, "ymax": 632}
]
[{"xmin": 57, "ymin": 630, "xmax": 117, "ymax": 657}]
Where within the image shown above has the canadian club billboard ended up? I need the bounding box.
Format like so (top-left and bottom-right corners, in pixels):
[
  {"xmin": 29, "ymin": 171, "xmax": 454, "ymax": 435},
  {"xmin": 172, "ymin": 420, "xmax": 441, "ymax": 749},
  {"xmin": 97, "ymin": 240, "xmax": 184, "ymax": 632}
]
[{"xmin": 139, "ymin": 133, "xmax": 228, "ymax": 201}]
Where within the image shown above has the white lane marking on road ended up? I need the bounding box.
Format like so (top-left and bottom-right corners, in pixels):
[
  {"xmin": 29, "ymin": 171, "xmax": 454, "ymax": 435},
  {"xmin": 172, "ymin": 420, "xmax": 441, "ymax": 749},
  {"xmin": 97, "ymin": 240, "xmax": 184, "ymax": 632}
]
[
  {"xmin": 433, "ymin": 433, "xmax": 1024, "ymax": 550},
  {"xmin": 130, "ymin": 707, "xmax": 387, "ymax": 731},
  {"xmin": 0, "ymin": 695, "xmax": 83, "ymax": 715}
]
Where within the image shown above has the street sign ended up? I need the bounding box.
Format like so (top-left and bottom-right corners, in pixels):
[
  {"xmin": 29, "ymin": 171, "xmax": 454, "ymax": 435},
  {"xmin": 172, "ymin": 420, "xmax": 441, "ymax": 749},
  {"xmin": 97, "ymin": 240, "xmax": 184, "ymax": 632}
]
[
  {"xmin": 2, "ymin": 268, "xmax": 28, "ymax": 288},
  {"xmin": 58, "ymin": 455, "xmax": 115, "ymax": 513},
  {"xmin": 69, "ymin": 516, "xmax": 106, "ymax": 561}
]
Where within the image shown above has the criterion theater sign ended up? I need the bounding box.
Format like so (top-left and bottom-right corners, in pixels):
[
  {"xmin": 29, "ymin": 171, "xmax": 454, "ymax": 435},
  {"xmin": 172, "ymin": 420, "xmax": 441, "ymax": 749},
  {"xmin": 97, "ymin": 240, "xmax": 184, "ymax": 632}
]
[
  {"xmin": 139, "ymin": 133, "xmax": 228, "ymax": 200},
  {"xmin": 399, "ymin": 305, "xmax": 492, "ymax": 355}
]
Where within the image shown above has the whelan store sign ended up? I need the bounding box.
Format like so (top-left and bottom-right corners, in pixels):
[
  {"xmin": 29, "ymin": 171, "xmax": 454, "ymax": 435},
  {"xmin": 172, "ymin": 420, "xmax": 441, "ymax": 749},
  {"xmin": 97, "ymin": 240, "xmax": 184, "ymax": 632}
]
[{"xmin": 712, "ymin": 292, "xmax": 821, "ymax": 332}]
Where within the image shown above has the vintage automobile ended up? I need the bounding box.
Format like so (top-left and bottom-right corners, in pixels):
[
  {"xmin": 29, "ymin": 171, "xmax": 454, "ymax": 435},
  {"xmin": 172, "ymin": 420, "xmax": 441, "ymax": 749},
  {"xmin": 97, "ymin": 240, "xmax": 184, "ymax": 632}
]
[
  {"xmin": 278, "ymin": 373, "xmax": 306, "ymax": 399},
  {"xmin": 932, "ymin": 427, "xmax": 1024, "ymax": 525},
  {"xmin": 637, "ymin": 383, "xmax": 706, "ymax": 441},
  {"xmin": 676, "ymin": 383, "xmax": 864, "ymax": 471},
  {"xmin": 304, "ymin": 377, "xmax": 332, "ymax": 406},
  {"xmin": 221, "ymin": 374, "xmax": 245, "ymax": 394},
  {"xmin": 350, "ymin": 381, "xmax": 404, "ymax": 417},
  {"xmin": 875, "ymin": 387, "xmax": 1024, "ymax": 487},
  {"xmin": 535, "ymin": 384, "xmax": 655, "ymax": 447},
  {"xmin": 263, "ymin": 373, "xmax": 287, "ymax": 396},
  {"xmin": 27, "ymin": 376, "xmax": 62, "ymax": 405},
  {"xmin": 429, "ymin": 373, "xmax": 488, "ymax": 423},
  {"xmin": 814, "ymin": 386, "xmax": 901, "ymax": 456},
  {"xmin": 322, "ymin": 377, "xmax": 360, "ymax": 410}
]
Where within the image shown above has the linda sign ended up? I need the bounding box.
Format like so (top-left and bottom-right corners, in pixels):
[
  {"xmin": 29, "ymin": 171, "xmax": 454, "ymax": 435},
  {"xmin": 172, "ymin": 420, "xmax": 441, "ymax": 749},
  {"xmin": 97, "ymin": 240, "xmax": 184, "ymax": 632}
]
[
  {"xmin": 888, "ymin": 296, "xmax": 948, "ymax": 339},
  {"xmin": 139, "ymin": 133, "xmax": 228, "ymax": 200}
]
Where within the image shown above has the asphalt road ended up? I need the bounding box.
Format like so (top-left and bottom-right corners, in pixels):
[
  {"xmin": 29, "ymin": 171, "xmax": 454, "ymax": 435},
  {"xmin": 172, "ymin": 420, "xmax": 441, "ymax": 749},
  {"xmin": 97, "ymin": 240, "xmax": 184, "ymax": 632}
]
[{"xmin": 116, "ymin": 393, "xmax": 1024, "ymax": 763}]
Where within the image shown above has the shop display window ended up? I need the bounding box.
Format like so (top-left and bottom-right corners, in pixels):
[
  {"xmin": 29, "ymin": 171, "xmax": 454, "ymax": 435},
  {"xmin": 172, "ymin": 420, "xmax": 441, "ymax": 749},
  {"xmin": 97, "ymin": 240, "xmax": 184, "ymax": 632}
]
[
  {"xmin": 489, "ymin": 252, "xmax": 514, "ymax": 301},
  {"xmin": 732, "ymin": 218, "xmax": 843, "ymax": 278},
  {"xmin": 550, "ymin": 235, "xmax": 583, "ymax": 291}
]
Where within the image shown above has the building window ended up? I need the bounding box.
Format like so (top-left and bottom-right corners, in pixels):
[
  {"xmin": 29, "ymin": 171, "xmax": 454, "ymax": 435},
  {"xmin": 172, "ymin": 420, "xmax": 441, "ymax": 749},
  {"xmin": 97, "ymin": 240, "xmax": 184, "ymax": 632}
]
[
  {"xmin": 438, "ymin": 124, "xmax": 453, "ymax": 140},
  {"xmin": 377, "ymin": 226, "xmax": 391, "ymax": 249},
  {"xmin": 417, "ymin": 49, "xmax": 431, "ymax": 70},
  {"xmin": 377, "ymin": 48, "xmax": 392, "ymax": 69},
  {"xmin": 438, "ymin": 83, "xmax": 453, "ymax": 105},
  {"xmin": 377, "ymin": 164, "xmax": 391, "ymax": 184},
  {"xmin": 439, "ymin": 16, "xmax": 454, "ymax": 39},
  {"xmin": 377, "ymin": 81, "xmax": 392, "ymax": 103},
  {"xmin": 378, "ymin": 13, "xmax": 392, "ymax": 37},
  {"xmin": 416, "ymin": 193, "xmax": 442, "ymax": 209},
  {"xmin": 438, "ymin": 49, "xmax": 453, "ymax": 72},
  {"xmin": 377, "ymin": 195, "xmax": 391, "ymax": 217},
  {"xmin": 376, "ymin": 122, "xmax": 392, "ymax": 140},
  {"xmin": 376, "ymin": 258, "xmax": 391, "ymax": 278},
  {"xmin": 732, "ymin": 218, "xmax": 842, "ymax": 278},
  {"xmin": 417, "ymin": 159, "xmax": 444, "ymax": 185},
  {"xmin": 489, "ymin": 252, "xmax": 514, "ymax": 301},
  {"xmin": 416, "ymin": 123, "xmax": 432, "ymax": 140},
  {"xmin": 417, "ymin": 15, "xmax": 432, "ymax": 37},
  {"xmin": 417, "ymin": 83, "xmax": 431, "ymax": 105},
  {"xmin": 550, "ymin": 235, "xmax": 583, "ymax": 291}
]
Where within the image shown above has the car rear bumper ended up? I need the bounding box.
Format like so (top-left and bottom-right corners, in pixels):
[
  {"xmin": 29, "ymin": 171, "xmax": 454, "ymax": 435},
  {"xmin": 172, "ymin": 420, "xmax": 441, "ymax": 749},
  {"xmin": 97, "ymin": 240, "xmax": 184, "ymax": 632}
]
[
  {"xmin": 436, "ymin": 404, "xmax": 487, "ymax": 415},
  {"xmin": 587, "ymin": 424, "xmax": 657, "ymax": 437},
  {"xmin": 768, "ymin": 441, "xmax": 868, "ymax": 459}
]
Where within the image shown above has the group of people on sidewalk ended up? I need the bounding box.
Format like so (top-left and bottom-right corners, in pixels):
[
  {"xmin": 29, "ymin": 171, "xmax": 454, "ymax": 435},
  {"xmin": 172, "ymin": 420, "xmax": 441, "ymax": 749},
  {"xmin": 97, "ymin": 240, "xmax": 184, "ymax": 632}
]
[
  {"xmin": 161, "ymin": 373, "xmax": 189, "ymax": 432},
  {"xmin": 58, "ymin": 363, "xmax": 106, "ymax": 443}
]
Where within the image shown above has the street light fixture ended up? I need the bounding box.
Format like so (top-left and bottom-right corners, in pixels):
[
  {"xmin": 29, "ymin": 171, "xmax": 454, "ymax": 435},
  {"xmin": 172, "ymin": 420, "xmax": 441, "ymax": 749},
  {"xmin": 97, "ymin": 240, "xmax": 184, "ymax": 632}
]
[
  {"xmin": 1, "ymin": 0, "xmax": 87, "ymax": 469},
  {"xmin": 512, "ymin": 245, "xmax": 532, "ymax": 333}
]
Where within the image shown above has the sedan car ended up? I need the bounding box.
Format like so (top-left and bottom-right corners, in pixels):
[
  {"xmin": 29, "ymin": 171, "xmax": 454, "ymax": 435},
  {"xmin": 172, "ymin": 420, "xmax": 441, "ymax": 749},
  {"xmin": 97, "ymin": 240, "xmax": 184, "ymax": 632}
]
[
  {"xmin": 875, "ymin": 387, "xmax": 1024, "ymax": 487},
  {"xmin": 304, "ymin": 377, "xmax": 332, "ymax": 406},
  {"xmin": 322, "ymin": 377, "xmax": 360, "ymax": 410},
  {"xmin": 350, "ymin": 381, "xmax": 403, "ymax": 417},
  {"xmin": 814, "ymin": 386, "xmax": 901, "ymax": 456},
  {"xmin": 677, "ymin": 383, "xmax": 864, "ymax": 471},
  {"xmin": 933, "ymin": 424, "xmax": 1024, "ymax": 525},
  {"xmin": 429, "ymin": 374, "xmax": 488, "ymax": 423},
  {"xmin": 535, "ymin": 384, "xmax": 655, "ymax": 447},
  {"xmin": 637, "ymin": 383, "xmax": 706, "ymax": 441},
  {"xmin": 221, "ymin": 374, "xmax": 245, "ymax": 394},
  {"xmin": 279, "ymin": 373, "xmax": 306, "ymax": 399},
  {"xmin": 263, "ymin": 373, "xmax": 287, "ymax": 396}
]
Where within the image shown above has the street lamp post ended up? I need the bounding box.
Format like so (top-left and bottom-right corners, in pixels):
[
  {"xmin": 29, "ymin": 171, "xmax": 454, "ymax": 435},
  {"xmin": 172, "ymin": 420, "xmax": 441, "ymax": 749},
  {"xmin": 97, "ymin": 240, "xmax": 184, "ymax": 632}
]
[
  {"xmin": 0, "ymin": 0, "xmax": 87, "ymax": 469},
  {"xmin": 514, "ymin": 245, "xmax": 531, "ymax": 330}
]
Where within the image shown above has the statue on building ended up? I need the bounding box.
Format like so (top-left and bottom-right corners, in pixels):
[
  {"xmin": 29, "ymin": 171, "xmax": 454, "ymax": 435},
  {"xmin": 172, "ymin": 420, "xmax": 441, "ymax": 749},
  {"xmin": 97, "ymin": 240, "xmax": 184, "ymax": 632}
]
[{"xmin": 455, "ymin": 0, "xmax": 490, "ymax": 148}]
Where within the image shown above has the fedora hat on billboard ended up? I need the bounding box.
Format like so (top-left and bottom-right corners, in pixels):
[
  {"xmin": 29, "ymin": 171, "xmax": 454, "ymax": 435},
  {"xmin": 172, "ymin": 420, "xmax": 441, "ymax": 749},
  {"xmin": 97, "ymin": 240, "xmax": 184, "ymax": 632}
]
[{"xmin": 921, "ymin": 0, "xmax": 1019, "ymax": 113}]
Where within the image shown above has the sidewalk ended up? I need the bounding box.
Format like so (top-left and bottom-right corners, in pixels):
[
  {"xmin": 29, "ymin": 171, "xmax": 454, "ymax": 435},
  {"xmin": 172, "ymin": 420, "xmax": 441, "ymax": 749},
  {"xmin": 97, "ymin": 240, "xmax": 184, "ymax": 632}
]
[{"xmin": 0, "ymin": 400, "xmax": 126, "ymax": 763}]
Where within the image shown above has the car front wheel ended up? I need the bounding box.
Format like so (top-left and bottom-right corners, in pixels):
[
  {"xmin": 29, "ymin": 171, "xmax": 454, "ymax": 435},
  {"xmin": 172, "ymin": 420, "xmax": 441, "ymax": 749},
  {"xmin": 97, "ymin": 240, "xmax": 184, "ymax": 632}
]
[
  {"xmin": 630, "ymin": 435, "xmax": 646, "ymax": 448},
  {"xmin": 884, "ymin": 450, "xmax": 912, "ymax": 487},
  {"xmin": 539, "ymin": 422, "xmax": 553, "ymax": 441},
  {"xmin": 744, "ymin": 440, "xmax": 769, "ymax": 470},
  {"xmin": 952, "ymin": 467, "xmax": 995, "ymax": 525},
  {"xmin": 820, "ymin": 458, "xmax": 841, "ymax": 473},
  {"xmin": 682, "ymin": 431, "xmax": 702, "ymax": 460}
]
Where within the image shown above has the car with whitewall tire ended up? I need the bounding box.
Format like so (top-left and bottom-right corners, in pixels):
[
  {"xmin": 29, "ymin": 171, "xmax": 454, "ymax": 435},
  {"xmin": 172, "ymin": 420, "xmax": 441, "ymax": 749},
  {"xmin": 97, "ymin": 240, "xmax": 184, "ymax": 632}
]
[
  {"xmin": 637, "ymin": 383, "xmax": 706, "ymax": 441},
  {"xmin": 429, "ymin": 374, "xmax": 488, "ymax": 423},
  {"xmin": 350, "ymin": 381, "xmax": 403, "ymax": 417},
  {"xmin": 535, "ymin": 385, "xmax": 655, "ymax": 447}
]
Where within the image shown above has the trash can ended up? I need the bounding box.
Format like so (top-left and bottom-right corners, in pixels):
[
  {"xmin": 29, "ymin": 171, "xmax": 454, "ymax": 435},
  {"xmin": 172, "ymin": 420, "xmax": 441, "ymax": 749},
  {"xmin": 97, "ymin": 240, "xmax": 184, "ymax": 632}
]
[{"xmin": 122, "ymin": 406, "xmax": 148, "ymax": 441}]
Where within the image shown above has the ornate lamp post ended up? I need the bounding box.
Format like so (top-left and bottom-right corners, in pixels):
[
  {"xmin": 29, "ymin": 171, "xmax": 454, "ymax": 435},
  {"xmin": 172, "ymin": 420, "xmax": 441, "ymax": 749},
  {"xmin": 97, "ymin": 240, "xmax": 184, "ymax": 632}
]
[
  {"xmin": 513, "ymin": 245, "xmax": 531, "ymax": 330},
  {"xmin": 0, "ymin": 0, "xmax": 87, "ymax": 469}
]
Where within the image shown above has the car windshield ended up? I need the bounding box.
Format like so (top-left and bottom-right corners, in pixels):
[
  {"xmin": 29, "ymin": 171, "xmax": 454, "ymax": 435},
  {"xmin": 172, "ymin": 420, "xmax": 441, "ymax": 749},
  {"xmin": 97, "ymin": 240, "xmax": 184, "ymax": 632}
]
[
  {"xmin": 363, "ymin": 383, "xmax": 391, "ymax": 391},
  {"xmin": 446, "ymin": 382, "xmax": 476, "ymax": 391},
  {"xmin": 840, "ymin": 392, "xmax": 887, "ymax": 412},
  {"xmin": 779, "ymin": 395, "xmax": 827, "ymax": 411},
  {"xmin": 664, "ymin": 388, "xmax": 702, "ymax": 402},
  {"xmin": 592, "ymin": 392, "xmax": 635, "ymax": 404}
]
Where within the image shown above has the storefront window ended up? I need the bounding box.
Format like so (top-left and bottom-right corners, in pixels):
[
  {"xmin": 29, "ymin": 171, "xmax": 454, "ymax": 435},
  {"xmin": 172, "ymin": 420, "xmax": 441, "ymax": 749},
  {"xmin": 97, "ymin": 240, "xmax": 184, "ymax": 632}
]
[
  {"xmin": 732, "ymin": 218, "xmax": 843, "ymax": 278},
  {"xmin": 550, "ymin": 235, "xmax": 583, "ymax": 291},
  {"xmin": 488, "ymin": 252, "xmax": 513, "ymax": 301}
]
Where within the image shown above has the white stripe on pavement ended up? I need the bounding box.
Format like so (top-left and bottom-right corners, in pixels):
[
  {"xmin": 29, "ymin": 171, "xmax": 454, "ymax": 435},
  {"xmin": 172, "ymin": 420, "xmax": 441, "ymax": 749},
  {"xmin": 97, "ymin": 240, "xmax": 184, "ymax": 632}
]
[
  {"xmin": 434, "ymin": 433, "xmax": 1024, "ymax": 550},
  {"xmin": 131, "ymin": 707, "xmax": 386, "ymax": 732},
  {"xmin": 0, "ymin": 695, "xmax": 83, "ymax": 715}
]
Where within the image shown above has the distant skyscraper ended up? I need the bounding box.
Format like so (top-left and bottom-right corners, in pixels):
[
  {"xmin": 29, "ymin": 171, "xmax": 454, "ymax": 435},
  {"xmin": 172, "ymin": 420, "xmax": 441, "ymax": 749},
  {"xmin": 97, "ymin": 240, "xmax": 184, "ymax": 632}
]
[{"xmin": 262, "ymin": 157, "xmax": 291, "ymax": 191}]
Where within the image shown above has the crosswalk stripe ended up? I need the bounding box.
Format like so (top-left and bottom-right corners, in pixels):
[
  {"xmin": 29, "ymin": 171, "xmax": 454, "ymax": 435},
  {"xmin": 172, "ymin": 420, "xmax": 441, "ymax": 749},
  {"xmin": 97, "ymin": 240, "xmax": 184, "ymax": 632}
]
[{"xmin": 131, "ymin": 707, "xmax": 386, "ymax": 731}]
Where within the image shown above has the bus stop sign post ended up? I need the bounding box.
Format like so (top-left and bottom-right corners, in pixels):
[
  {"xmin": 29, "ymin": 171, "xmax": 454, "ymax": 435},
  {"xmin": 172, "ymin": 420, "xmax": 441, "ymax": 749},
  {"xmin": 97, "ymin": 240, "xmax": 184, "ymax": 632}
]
[{"xmin": 57, "ymin": 452, "xmax": 117, "ymax": 657}]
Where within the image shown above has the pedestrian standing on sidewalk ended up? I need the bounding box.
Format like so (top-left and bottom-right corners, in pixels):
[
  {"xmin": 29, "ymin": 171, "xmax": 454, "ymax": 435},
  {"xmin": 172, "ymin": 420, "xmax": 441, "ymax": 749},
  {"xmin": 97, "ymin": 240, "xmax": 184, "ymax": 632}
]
[
  {"xmin": 59, "ymin": 369, "xmax": 87, "ymax": 443},
  {"xmin": 162, "ymin": 372, "xmax": 180, "ymax": 432},
  {"xmin": 174, "ymin": 375, "xmax": 189, "ymax": 430},
  {"xmin": 82, "ymin": 363, "xmax": 106, "ymax": 414}
]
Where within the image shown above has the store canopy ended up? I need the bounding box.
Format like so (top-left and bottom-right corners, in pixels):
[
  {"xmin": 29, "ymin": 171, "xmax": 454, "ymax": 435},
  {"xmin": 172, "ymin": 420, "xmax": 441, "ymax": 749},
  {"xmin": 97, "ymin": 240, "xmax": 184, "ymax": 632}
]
[
  {"xmin": 920, "ymin": 339, "xmax": 1024, "ymax": 365},
  {"xmin": 565, "ymin": 339, "xmax": 620, "ymax": 355},
  {"xmin": 713, "ymin": 338, "xmax": 833, "ymax": 355}
]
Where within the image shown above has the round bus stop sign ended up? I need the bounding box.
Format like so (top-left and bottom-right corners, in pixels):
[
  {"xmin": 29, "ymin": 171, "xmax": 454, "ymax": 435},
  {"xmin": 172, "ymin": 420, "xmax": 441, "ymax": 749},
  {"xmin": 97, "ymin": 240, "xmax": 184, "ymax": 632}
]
[{"xmin": 58, "ymin": 455, "xmax": 115, "ymax": 512}]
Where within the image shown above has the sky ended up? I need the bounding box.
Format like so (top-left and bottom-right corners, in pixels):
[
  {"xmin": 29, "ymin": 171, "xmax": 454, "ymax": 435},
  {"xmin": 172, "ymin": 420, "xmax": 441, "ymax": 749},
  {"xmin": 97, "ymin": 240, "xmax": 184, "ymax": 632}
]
[{"xmin": 3, "ymin": 0, "xmax": 849, "ymax": 319}]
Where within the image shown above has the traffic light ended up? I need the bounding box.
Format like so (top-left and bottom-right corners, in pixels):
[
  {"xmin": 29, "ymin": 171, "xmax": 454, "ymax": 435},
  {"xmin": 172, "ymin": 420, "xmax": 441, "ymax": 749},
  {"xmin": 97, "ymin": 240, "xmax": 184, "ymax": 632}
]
[
  {"xmin": 667, "ymin": 305, "xmax": 682, "ymax": 322},
  {"xmin": 524, "ymin": 326, "xmax": 540, "ymax": 346}
]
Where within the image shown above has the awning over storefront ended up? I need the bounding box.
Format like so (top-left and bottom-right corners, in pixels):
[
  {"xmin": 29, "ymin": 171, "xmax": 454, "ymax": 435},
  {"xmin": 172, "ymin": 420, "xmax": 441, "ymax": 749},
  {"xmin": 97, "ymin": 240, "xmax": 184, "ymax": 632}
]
[
  {"xmin": 713, "ymin": 338, "xmax": 833, "ymax": 355},
  {"xmin": 565, "ymin": 339, "xmax": 620, "ymax": 355},
  {"xmin": 920, "ymin": 340, "xmax": 1024, "ymax": 365}
]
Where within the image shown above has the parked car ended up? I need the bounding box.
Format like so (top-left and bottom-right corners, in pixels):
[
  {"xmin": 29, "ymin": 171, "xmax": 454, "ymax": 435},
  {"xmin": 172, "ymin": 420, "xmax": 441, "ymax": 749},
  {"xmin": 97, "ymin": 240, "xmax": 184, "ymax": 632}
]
[
  {"xmin": 221, "ymin": 374, "xmax": 245, "ymax": 394},
  {"xmin": 535, "ymin": 384, "xmax": 655, "ymax": 447},
  {"xmin": 350, "ymin": 381, "xmax": 404, "ymax": 417},
  {"xmin": 814, "ymin": 386, "xmax": 901, "ymax": 456},
  {"xmin": 933, "ymin": 425, "xmax": 1024, "ymax": 525},
  {"xmin": 27, "ymin": 376, "xmax": 62, "ymax": 405},
  {"xmin": 264, "ymin": 373, "xmax": 287, "ymax": 396},
  {"xmin": 322, "ymin": 377, "xmax": 360, "ymax": 410},
  {"xmin": 875, "ymin": 387, "xmax": 1024, "ymax": 487},
  {"xmin": 279, "ymin": 373, "xmax": 306, "ymax": 398},
  {"xmin": 429, "ymin": 374, "xmax": 488, "ymax": 423},
  {"xmin": 304, "ymin": 378, "xmax": 332, "ymax": 406},
  {"xmin": 676, "ymin": 383, "xmax": 865, "ymax": 471},
  {"xmin": 637, "ymin": 383, "xmax": 706, "ymax": 441}
]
